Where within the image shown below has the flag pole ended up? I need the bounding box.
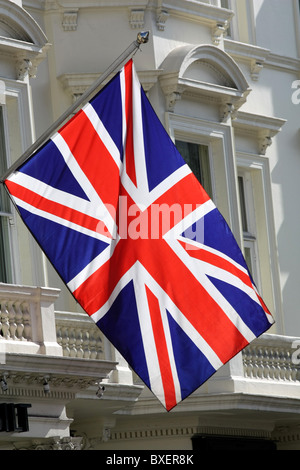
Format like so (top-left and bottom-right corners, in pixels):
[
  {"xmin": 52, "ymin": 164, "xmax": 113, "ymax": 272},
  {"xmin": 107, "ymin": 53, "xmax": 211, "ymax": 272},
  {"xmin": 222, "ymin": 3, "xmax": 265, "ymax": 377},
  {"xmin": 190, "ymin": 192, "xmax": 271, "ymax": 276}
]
[{"xmin": 0, "ymin": 31, "xmax": 149, "ymax": 183}]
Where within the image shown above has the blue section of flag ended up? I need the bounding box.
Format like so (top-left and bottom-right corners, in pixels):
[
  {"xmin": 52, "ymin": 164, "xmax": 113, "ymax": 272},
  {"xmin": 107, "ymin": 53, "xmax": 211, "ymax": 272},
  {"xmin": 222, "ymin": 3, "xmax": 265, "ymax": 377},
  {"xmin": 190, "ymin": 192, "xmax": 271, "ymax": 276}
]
[
  {"xmin": 19, "ymin": 140, "xmax": 89, "ymax": 200},
  {"xmin": 18, "ymin": 206, "xmax": 109, "ymax": 284},
  {"xmin": 141, "ymin": 90, "xmax": 186, "ymax": 192},
  {"xmin": 97, "ymin": 281, "xmax": 151, "ymax": 389},
  {"xmin": 90, "ymin": 73, "xmax": 124, "ymax": 161},
  {"xmin": 167, "ymin": 311, "xmax": 216, "ymax": 400},
  {"xmin": 207, "ymin": 276, "xmax": 268, "ymax": 337},
  {"xmin": 203, "ymin": 209, "xmax": 247, "ymax": 267}
]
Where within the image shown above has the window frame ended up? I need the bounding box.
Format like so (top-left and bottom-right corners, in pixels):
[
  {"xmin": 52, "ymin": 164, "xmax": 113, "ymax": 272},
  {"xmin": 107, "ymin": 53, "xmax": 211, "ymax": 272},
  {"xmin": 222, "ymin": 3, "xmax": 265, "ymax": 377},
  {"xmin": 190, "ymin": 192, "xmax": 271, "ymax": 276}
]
[
  {"xmin": 237, "ymin": 169, "xmax": 261, "ymax": 288},
  {"xmin": 0, "ymin": 104, "xmax": 14, "ymax": 283},
  {"xmin": 0, "ymin": 78, "xmax": 40, "ymax": 286},
  {"xmin": 166, "ymin": 112, "xmax": 242, "ymax": 246},
  {"xmin": 236, "ymin": 151, "xmax": 283, "ymax": 328}
]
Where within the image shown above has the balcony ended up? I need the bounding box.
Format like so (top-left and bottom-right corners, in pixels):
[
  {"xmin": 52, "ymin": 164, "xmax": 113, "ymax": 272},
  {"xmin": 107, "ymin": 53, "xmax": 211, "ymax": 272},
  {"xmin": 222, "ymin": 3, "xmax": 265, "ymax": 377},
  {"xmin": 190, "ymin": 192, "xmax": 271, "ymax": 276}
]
[
  {"xmin": 1, "ymin": 283, "xmax": 300, "ymax": 448},
  {"xmin": 0, "ymin": 283, "xmax": 142, "ymax": 446}
]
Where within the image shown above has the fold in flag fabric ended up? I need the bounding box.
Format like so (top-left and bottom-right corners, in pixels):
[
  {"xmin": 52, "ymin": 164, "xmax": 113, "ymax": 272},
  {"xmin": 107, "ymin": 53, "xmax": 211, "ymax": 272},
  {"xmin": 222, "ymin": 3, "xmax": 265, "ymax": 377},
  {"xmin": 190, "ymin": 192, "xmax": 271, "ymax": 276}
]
[{"xmin": 4, "ymin": 59, "xmax": 274, "ymax": 411}]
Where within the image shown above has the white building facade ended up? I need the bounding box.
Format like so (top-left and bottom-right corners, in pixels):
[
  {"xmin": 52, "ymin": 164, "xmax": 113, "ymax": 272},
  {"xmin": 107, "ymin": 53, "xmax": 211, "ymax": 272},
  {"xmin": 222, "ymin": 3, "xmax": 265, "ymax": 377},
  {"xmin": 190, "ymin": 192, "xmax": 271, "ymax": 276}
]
[{"xmin": 0, "ymin": 0, "xmax": 300, "ymax": 450}]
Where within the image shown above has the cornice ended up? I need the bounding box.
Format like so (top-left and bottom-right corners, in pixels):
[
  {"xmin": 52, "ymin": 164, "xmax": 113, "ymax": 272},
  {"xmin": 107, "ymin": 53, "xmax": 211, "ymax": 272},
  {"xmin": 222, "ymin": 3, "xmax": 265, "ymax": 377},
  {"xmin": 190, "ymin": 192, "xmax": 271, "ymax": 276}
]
[
  {"xmin": 24, "ymin": 0, "xmax": 233, "ymax": 41},
  {"xmin": 0, "ymin": 353, "xmax": 117, "ymax": 398},
  {"xmin": 225, "ymin": 38, "xmax": 300, "ymax": 79},
  {"xmin": 265, "ymin": 52, "xmax": 300, "ymax": 74},
  {"xmin": 233, "ymin": 110, "xmax": 286, "ymax": 154},
  {"xmin": 233, "ymin": 111, "xmax": 286, "ymax": 135},
  {"xmin": 0, "ymin": 282, "xmax": 60, "ymax": 303},
  {"xmin": 150, "ymin": 0, "xmax": 234, "ymax": 26}
]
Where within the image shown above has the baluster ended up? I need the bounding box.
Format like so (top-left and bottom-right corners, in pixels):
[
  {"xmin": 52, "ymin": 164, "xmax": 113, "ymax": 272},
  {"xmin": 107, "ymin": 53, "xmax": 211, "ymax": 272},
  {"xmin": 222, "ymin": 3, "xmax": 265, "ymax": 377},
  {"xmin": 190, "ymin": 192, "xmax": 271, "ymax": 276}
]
[
  {"xmin": 284, "ymin": 350, "xmax": 293, "ymax": 381},
  {"xmin": 56, "ymin": 326, "xmax": 63, "ymax": 350},
  {"xmin": 8, "ymin": 301, "xmax": 17, "ymax": 340},
  {"xmin": 256, "ymin": 347, "xmax": 264, "ymax": 379},
  {"xmin": 89, "ymin": 330, "xmax": 97, "ymax": 360},
  {"xmin": 21, "ymin": 302, "xmax": 32, "ymax": 341},
  {"xmin": 61, "ymin": 327, "xmax": 70, "ymax": 357},
  {"xmin": 75, "ymin": 328, "xmax": 84, "ymax": 358},
  {"xmin": 251, "ymin": 346, "xmax": 260, "ymax": 378},
  {"xmin": 0, "ymin": 301, "xmax": 3, "ymax": 339},
  {"xmin": 95, "ymin": 333, "xmax": 103, "ymax": 359},
  {"xmin": 15, "ymin": 301, "xmax": 25, "ymax": 340},
  {"xmin": 243, "ymin": 347, "xmax": 253, "ymax": 378},
  {"xmin": 262, "ymin": 347, "xmax": 271, "ymax": 379},
  {"xmin": 279, "ymin": 348, "xmax": 287, "ymax": 381},
  {"xmin": 268, "ymin": 348, "xmax": 276, "ymax": 380},
  {"xmin": 0, "ymin": 300, "xmax": 10, "ymax": 339},
  {"xmin": 68, "ymin": 328, "xmax": 77, "ymax": 357},
  {"xmin": 82, "ymin": 330, "xmax": 91, "ymax": 359},
  {"xmin": 274, "ymin": 348, "xmax": 281, "ymax": 380}
]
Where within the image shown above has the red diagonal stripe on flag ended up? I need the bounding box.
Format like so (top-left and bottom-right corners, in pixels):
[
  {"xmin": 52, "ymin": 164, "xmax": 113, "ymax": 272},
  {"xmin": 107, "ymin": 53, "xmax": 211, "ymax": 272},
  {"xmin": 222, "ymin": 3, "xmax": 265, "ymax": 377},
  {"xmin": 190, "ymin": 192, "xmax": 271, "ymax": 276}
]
[
  {"xmin": 5, "ymin": 180, "xmax": 110, "ymax": 238},
  {"xmin": 146, "ymin": 286, "xmax": 177, "ymax": 410},
  {"xmin": 138, "ymin": 239, "xmax": 249, "ymax": 363},
  {"xmin": 179, "ymin": 240, "xmax": 253, "ymax": 288}
]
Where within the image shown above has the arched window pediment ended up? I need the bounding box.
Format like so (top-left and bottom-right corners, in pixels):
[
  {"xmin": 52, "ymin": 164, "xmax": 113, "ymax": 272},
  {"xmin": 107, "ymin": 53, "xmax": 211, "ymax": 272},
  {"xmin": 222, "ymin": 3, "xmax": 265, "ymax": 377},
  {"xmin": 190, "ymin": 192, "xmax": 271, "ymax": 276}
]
[
  {"xmin": 159, "ymin": 44, "xmax": 251, "ymax": 118},
  {"xmin": 0, "ymin": 0, "xmax": 49, "ymax": 80}
]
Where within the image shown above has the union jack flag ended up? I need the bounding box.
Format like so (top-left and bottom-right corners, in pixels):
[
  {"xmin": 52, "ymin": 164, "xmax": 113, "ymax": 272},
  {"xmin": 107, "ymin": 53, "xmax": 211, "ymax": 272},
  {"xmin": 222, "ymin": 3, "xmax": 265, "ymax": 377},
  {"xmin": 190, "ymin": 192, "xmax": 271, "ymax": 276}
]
[{"xmin": 4, "ymin": 60, "xmax": 274, "ymax": 410}]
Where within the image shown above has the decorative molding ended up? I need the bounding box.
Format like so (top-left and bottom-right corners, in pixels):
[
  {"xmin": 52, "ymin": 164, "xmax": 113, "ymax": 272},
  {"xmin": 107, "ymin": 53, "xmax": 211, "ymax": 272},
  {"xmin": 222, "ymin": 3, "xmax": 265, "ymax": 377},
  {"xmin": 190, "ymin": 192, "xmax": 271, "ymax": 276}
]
[
  {"xmin": 220, "ymin": 101, "xmax": 236, "ymax": 122},
  {"xmin": 111, "ymin": 425, "xmax": 197, "ymax": 442},
  {"xmin": 224, "ymin": 40, "xmax": 300, "ymax": 80},
  {"xmin": 129, "ymin": 8, "xmax": 145, "ymax": 30},
  {"xmin": 195, "ymin": 425, "xmax": 271, "ymax": 440},
  {"xmin": 258, "ymin": 135, "xmax": 272, "ymax": 156},
  {"xmin": 0, "ymin": 0, "xmax": 48, "ymax": 46},
  {"xmin": 16, "ymin": 58, "xmax": 33, "ymax": 80},
  {"xmin": 156, "ymin": 8, "xmax": 169, "ymax": 31},
  {"xmin": 273, "ymin": 425, "xmax": 300, "ymax": 446},
  {"xmin": 224, "ymin": 39, "xmax": 270, "ymax": 81},
  {"xmin": 212, "ymin": 21, "xmax": 229, "ymax": 45},
  {"xmin": 62, "ymin": 10, "xmax": 79, "ymax": 31},
  {"xmin": 265, "ymin": 52, "xmax": 300, "ymax": 74},
  {"xmin": 58, "ymin": 69, "xmax": 162, "ymax": 102},
  {"xmin": 159, "ymin": 44, "xmax": 251, "ymax": 117},
  {"xmin": 156, "ymin": 0, "xmax": 233, "ymax": 26},
  {"xmin": 233, "ymin": 111, "xmax": 286, "ymax": 155},
  {"xmin": 17, "ymin": 437, "xmax": 83, "ymax": 451},
  {"xmin": 250, "ymin": 60, "xmax": 264, "ymax": 81},
  {"xmin": 0, "ymin": 1, "xmax": 49, "ymax": 80}
]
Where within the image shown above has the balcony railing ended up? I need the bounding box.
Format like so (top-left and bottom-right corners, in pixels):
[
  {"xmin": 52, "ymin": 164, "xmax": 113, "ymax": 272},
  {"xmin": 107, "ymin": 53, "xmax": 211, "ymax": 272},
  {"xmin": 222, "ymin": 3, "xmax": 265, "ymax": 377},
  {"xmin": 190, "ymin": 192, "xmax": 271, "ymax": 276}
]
[
  {"xmin": 242, "ymin": 333, "xmax": 300, "ymax": 383},
  {"xmin": 0, "ymin": 283, "xmax": 62, "ymax": 356},
  {"xmin": 55, "ymin": 311, "xmax": 105, "ymax": 360},
  {"xmin": 1, "ymin": 283, "xmax": 300, "ymax": 397}
]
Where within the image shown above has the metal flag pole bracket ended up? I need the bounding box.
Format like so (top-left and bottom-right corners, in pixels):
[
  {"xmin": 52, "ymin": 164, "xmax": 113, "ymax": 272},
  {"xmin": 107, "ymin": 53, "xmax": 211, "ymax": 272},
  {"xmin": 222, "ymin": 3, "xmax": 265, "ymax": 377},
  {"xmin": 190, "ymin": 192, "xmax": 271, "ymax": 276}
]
[{"xmin": 0, "ymin": 31, "xmax": 149, "ymax": 183}]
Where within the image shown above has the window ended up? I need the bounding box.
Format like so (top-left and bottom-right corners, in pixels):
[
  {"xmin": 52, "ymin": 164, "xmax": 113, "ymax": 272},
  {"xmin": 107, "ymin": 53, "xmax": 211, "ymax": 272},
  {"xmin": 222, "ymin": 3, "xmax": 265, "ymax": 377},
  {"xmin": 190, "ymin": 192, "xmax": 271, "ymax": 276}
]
[
  {"xmin": 237, "ymin": 170, "xmax": 259, "ymax": 285},
  {"xmin": 0, "ymin": 107, "xmax": 12, "ymax": 283},
  {"xmin": 175, "ymin": 140, "xmax": 213, "ymax": 199}
]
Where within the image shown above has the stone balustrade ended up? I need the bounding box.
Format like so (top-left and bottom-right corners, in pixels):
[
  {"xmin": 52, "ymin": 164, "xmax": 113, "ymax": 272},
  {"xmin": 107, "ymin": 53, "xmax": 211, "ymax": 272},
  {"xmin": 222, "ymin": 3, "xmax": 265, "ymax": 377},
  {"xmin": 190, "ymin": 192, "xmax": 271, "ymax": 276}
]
[
  {"xmin": 0, "ymin": 297, "xmax": 32, "ymax": 342},
  {"xmin": 55, "ymin": 311, "xmax": 105, "ymax": 360},
  {"xmin": 0, "ymin": 283, "xmax": 62, "ymax": 356},
  {"xmin": 1, "ymin": 283, "xmax": 300, "ymax": 394},
  {"xmin": 242, "ymin": 333, "xmax": 300, "ymax": 383}
]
